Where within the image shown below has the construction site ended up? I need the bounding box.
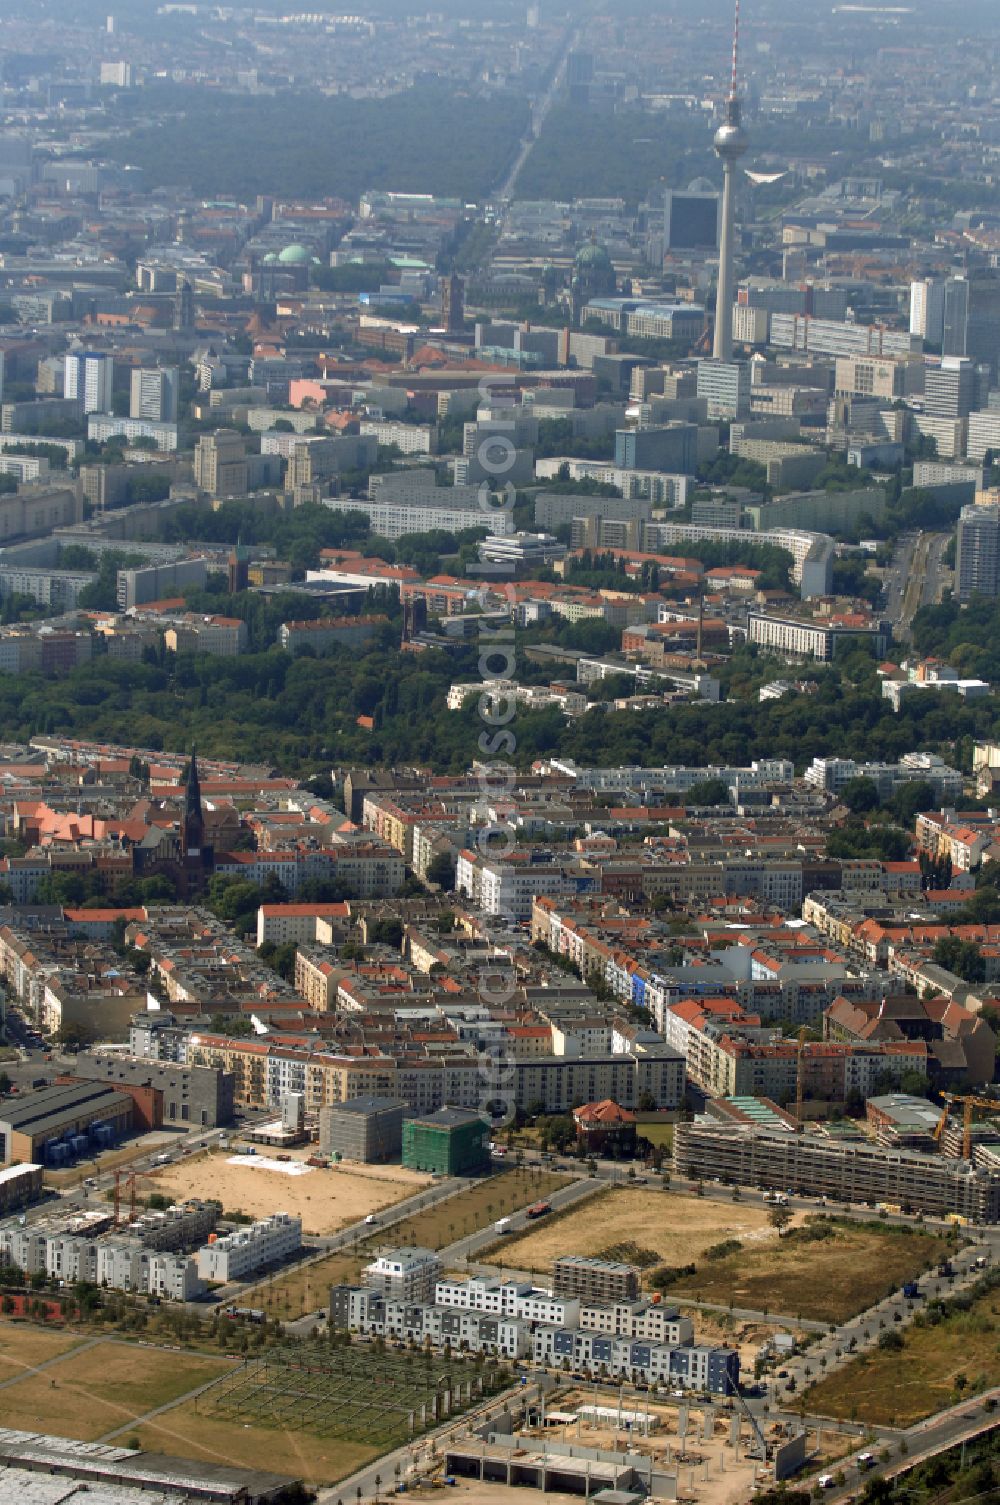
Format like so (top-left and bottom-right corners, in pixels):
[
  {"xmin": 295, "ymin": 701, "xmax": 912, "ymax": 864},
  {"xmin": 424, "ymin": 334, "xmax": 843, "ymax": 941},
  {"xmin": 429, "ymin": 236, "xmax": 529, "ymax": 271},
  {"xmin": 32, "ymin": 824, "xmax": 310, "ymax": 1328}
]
[
  {"xmin": 197, "ymin": 1344, "xmax": 509, "ymax": 1453},
  {"xmin": 435, "ymin": 1383, "xmax": 855, "ymax": 1505}
]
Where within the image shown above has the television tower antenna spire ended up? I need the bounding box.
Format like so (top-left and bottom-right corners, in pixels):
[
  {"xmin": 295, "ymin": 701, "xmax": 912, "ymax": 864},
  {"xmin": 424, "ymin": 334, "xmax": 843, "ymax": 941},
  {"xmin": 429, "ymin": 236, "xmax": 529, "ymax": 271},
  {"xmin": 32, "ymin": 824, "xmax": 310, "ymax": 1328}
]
[{"xmin": 712, "ymin": 0, "xmax": 749, "ymax": 362}]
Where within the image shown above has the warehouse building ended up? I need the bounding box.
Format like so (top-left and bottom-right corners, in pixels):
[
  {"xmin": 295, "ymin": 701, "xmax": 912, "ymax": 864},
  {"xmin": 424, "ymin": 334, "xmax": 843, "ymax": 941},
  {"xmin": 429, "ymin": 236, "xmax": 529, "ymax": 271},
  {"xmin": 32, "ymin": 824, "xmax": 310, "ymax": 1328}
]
[
  {"xmin": 0, "ymin": 1081, "xmax": 134, "ymax": 1165},
  {"xmin": 402, "ymin": 1106, "xmax": 490, "ymax": 1175},
  {"xmin": 319, "ymin": 1096, "xmax": 404, "ymax": 1163},
  {"xmin": 71, "ymin": 1054, "xmax": 235, "ymax": 1128}
]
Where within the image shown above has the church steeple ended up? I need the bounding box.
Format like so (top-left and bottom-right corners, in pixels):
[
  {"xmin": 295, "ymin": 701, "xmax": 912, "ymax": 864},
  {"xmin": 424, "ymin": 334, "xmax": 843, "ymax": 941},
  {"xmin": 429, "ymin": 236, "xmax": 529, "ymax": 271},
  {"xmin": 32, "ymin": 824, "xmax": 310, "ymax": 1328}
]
[{"xmin": 183, "ymin": 747, "xmax": 205, "ymax": 856}]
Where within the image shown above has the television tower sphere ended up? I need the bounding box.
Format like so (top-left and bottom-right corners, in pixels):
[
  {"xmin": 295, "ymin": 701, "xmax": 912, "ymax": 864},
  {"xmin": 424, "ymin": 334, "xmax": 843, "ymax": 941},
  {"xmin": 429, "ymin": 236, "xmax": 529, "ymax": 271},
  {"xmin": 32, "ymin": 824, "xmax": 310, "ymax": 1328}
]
[{"xmin": 714, "ymin": 118, "xmax": 748, "ymax": 158}]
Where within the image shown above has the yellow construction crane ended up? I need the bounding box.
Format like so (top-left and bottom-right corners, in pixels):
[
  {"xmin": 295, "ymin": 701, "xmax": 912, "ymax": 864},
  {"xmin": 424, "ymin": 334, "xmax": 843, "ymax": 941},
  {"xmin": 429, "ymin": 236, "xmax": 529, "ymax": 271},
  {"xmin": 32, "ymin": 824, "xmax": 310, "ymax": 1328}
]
[{"xmin": 932, "ymin": 1092, "xmax": 1000, "ymax": 1159}]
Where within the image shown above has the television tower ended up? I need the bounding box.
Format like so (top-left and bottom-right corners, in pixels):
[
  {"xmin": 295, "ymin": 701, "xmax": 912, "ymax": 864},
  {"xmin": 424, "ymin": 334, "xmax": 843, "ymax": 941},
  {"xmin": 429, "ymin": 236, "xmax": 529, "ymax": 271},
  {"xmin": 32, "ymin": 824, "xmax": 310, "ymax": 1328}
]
[{"xmin": 712, "ymin": 0, "xmax": 749, "ymax": 362}]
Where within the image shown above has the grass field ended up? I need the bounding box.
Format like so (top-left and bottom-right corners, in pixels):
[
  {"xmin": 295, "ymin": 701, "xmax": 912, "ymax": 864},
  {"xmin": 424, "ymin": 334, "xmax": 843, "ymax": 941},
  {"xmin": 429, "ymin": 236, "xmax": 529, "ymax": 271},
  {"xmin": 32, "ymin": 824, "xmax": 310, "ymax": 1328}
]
[
  {"xmin": 135, "ymin": 1401, "xmax": 377, "ymax": 1485},
  {"xmin": 0, "ymin": 1323, "xmax": 85, "ymax": 1381},
  {"xmin": 0, "ymin": 1339, "xmax": 236, "ymax": 1440},
  {"xmin": 483, "ymin": 1187, "xmax": 777, "ymax": 1271},
  {"xmin": 804, "ymin": 1284, "xmax": 1000, "ymax": 1425},
  {"xmin": 672, "ymin": 1221, "xmax": 952, "ymax": 1324},
  {"xmin": 638, "ymin": 1123, "xmax": 674, "ymax": 1150}
]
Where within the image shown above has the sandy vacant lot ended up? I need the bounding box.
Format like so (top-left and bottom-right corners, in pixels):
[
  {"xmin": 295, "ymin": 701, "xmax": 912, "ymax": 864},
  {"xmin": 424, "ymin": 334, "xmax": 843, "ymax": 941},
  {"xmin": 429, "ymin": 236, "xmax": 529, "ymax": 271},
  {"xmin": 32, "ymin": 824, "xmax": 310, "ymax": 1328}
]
[
  {"xmin": 142, "ymin": 1150, "xmax": 429, "ymax": 1236},
  {"xmin": 495, "ymin": 1187, "xmax": 783, "ymax": 1270}
]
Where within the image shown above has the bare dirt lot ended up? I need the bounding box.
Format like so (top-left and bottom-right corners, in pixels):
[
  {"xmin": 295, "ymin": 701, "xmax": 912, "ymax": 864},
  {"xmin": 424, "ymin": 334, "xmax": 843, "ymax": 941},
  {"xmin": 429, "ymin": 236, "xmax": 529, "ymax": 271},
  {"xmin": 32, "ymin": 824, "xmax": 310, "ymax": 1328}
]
[
  {"xmin": 490, "ymin": 1187, "xmax": 786, "ymax": 1271},
  {"xmin": 141, "ymin": 1150, "xmax": 429, "ymax": 1237}
]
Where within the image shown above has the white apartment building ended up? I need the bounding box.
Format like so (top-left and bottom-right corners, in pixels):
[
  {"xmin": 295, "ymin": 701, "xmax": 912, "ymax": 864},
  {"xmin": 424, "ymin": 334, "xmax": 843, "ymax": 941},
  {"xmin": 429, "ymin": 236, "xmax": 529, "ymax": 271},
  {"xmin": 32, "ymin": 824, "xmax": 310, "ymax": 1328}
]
[
  {"xmin": 130, "ymin": 367, "xmax": 179, "ymax": 423},
  {"xmin": 331, "ymin": 495, "xmax": 512, "ymax": 540},
  {"xmin": 195, "ymin": 1213, "xmax": 302, "ymax": 1282},
  {"xmin": 968, "ymin": 409, "xmax": 1000, "ymax": 463},
  {"xmin": 455, "ymin": 852, "xmax": 584, "ymax": 920},
  {"xmin": 360, "ymin": 419, "xmax": 437, "ymax": 455},
  {"xmin": 364, "ymin": 1247, "xmax": 442, "ymax": 1303},
  {"xmin": 578, "ymin": 1300, "xmax": 694, "ymax": 1345},
  {"xmin": 65, "ymin": 352, "xmax": 113, "ymax": 415},
  {"xmin": 88, "ymin": 415, "xmax": 179, "ymax": 452},
  {"xmin": 434, "ymin": 1277, "xmax": 580, "ymax": 1328},
  {"xmin": 804, "ymin": 753, "xmax": 963, "ymax": 801}
]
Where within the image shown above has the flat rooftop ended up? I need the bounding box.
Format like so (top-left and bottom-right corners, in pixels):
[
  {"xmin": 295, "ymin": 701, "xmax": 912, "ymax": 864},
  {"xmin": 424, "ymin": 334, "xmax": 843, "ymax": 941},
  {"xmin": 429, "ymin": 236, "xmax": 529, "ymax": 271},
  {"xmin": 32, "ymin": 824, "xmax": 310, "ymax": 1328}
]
[{"xmin": 0, "ymin": 1428, "xmax": 294, "ymax": 1501}]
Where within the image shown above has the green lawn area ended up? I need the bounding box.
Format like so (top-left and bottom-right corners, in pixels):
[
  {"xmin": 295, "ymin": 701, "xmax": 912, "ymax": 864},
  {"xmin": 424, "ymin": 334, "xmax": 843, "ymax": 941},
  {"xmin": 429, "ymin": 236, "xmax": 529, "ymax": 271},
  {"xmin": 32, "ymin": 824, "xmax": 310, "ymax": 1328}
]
[
  {"xmin": 672, "ymin": 1220, "xmax": 952, "ymax": 1324},
  {"xmin": 638, "ymin": 1123, "xmax": 674, "ymax": 1150},
  {"xmin": 805, "ymin": 1283, "xmax": 1000, "ymax": 1426}
]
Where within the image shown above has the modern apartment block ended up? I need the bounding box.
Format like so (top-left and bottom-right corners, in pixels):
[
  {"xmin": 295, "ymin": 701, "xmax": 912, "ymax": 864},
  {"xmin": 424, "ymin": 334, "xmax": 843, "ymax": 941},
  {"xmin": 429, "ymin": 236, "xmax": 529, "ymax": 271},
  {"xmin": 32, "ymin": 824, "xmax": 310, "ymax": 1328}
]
[
  {"xmin": 362, "ymin": 1247, "xmax": 442, "ymax": 1303},
  {"xmin": 0, "ymin": 1199, "xmax": 217, "ymax": 1301},
  {"xmin": 194, "ymin": 1212, "xmax": 302, "ymax": 1281},
  {"xmin": 552, "ymin": 1254, "xmax": 640, "ymax": 1305},
  {"xmin": 318, "ymin": 1096, "xmax": 404, "ymax": 1163},
  {"xmin": 673, "ymin": 1120, "xmax": 1000, "ymax": 1222},
  {"xmin": 130, "ymin": 366, "xmax": 179, "ymax": 423},
  {"xmin": 747, "ymin": 610, "xmax": 892, "ymax": 663},
  {"xmin": 329, "ymin": 1271, "xmax": 737, "ymax": 1392}
]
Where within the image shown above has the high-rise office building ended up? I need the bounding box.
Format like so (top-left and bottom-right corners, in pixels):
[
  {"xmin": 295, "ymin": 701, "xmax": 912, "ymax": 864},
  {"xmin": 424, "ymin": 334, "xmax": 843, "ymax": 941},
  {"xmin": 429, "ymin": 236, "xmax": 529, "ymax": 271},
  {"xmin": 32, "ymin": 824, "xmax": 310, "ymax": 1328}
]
[
  {"xmin": 130, "ymin": 366, "xmax": 179, "ymax": 423},
  {"xmin": 440, "ymin": 274, "xmax": 465, "ymax": 334},
  {"xmin": 193, "ymin": 429, "xmax": 247, "ymax": 498},
  {"xmin": 925, "ymin": 357, "xmax": 988, "ymax": 420},
  {"xmin": 956, "ymin": 503, "xmax": 1000, "ymax": 601},
  {"xmin": 711, "ymin": 3, "xmax": 748, "ymax": 362},
  {"xmin": 64, "ymin": 351, "xmax": 113, "ymax": 415},
  {"xmin": 174, "ymin": 277, "xmax": 194, "ymax": 332},
  {"xmin": 909, "ymin": 279, "xmax": 945, "ymax": 346},
  {"xmin": 965, "ymin": 272, "xmax": 1000, "ymax": 377},
  {"xmin": 697, "ymin": 358, "xmax": 751, "ymax": 419},
  {"xmin": 943, "ymin": 277, "xmax": 970, "ymax": 359},
  {"xmin": 665, "ymin": 188, "xmax": 720, "ymax": 252}
]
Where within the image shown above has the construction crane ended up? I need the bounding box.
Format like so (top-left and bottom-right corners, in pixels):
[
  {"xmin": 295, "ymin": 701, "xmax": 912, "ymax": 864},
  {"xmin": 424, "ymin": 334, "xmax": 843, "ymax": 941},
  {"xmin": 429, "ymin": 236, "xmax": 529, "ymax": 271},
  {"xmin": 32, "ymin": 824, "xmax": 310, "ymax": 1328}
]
[
  {"xmin": 113, "ymin": 1168, "xmax": 137, "ymax": 1228},
  {"xmin": 932, "ymin": 1092, "xmax": 1000, "ymax": 1159}
]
